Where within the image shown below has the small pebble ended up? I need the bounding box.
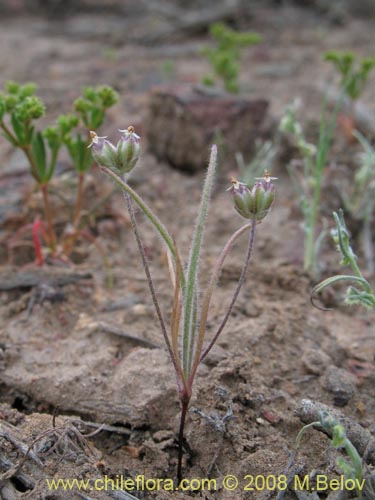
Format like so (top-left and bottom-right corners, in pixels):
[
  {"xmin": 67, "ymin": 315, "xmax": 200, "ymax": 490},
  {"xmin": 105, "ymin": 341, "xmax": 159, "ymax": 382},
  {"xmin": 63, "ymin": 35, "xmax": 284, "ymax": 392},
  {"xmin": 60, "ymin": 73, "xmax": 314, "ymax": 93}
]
[
  {"xmin": 152, "ymin": 430, "xmax": 173, "ymax": 443},
  {"xmin": 322, "ymin": 366, "xmax": 357, "ymax": 407},
  {"xmin": 256, "ymin": 417, "xmax": 267, "ymax": 425},
  {"xmin": 302, "ymin": 348, "xmax": 332, "ymax": 375}
]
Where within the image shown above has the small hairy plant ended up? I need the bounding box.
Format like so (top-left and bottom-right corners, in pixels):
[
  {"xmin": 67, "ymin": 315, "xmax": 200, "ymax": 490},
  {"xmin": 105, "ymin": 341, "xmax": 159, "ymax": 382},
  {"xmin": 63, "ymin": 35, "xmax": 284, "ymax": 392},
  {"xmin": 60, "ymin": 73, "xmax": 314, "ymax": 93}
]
[
  {"xmin": 0, "ymin": 82, "xmax": 118, "ymax": 262},
  {"xmin": 202, "ymin": 22, "xmax": 261, "ymax": 93},
  {"xmin": 279, "ymin": 99, "xmax": 338, "ymax": 276},
  {"xmin": 91, "ymin": 127, "xmax": 276, "ymax": 481},
  {"xmin": 297, "ymin": 411, "xmax": 373, "ymax": 498},
  {"xmin": 311, "ymin": 209, "xmax": 375, "ymax": 310}
]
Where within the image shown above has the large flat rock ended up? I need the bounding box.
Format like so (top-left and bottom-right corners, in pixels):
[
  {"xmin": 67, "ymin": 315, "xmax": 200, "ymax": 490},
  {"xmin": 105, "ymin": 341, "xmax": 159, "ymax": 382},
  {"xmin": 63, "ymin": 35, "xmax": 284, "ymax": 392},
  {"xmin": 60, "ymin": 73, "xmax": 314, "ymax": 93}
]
[{"xmin": 146, "ymin": 86, "xmax": 273, "ymax": 174}]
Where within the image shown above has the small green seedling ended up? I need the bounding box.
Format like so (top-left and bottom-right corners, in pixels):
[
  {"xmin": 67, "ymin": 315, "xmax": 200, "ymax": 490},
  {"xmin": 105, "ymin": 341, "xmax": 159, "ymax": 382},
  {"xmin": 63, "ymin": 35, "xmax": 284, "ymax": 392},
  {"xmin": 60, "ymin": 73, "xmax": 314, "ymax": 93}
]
[
  {"xmin": 325, "ymin": 51, "xmax": 375, "ymax": 140},
  {"xmin": 202, "ymin": 22, "xmax": 261, "ymax": 93},
  {"xmin": 311, "ymin": 209, "xmax": 375, "ymax": 309},
  {"xmin": 91, "ymin": 128, "xmax": 276, "ymax": 482},
  {"xmin": 279, "ymin": 99, "xmax": 338, "ymax": 276},
  {"xmin": 0, "ymin": 82, "xmax": 118, "ymax": 261},
  {"xmin": 297, "ymin": 411, "xmax": 368, "ymax": 498}
]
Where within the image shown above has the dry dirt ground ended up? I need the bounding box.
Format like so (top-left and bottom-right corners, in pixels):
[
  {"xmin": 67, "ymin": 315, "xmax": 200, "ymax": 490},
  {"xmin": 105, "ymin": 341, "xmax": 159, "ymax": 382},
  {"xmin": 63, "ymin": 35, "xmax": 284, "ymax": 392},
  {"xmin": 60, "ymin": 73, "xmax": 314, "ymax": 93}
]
[{"xmin": 0, "ymin": 4, "xmax": 374, "ymax": 500}]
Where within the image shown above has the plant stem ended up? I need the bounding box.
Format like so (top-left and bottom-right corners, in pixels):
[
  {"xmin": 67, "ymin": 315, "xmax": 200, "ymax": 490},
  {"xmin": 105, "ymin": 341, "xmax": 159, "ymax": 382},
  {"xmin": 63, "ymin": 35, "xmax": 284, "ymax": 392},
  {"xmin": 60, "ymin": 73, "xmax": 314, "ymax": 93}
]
[
  {"xmin": 188, "ymin": 222, "xmax": 251, "ymax": 384},
  {"xmin": 177, "ymin": 395, "xmax": 190, "ymax": 485},
  {"xmin": 304, "ymin": 222, "xmax": 315, "ymax": 274},
  {"xmin": 344, "ymin": 438, "xmax": 363, "ymax": 482},
  {"xmin": 1, "ymin": 126, "xmax": 58, "ymax": 255},
  {"xmin": 304, "ymin": 99, "xmax": 340, "ymax": 275},
  {"xmin": 0, "ymin": 121, "xmax": 18, "ymax": 146},
  {"xmin": 63, "ymin": 172, "xmax": 85, "ymax": 255},
  {"xmin": 20, "ymin": 144, "xmax": 39, "ymax": 181},
  {"xmin": 73, "ymin": 172, "xmax": 85, "ymax": 229},
  {"xmin": 32, "ymin": 219, "xmax": 44, "ymax": 266},
  {"xmin": 124, "ymin": 191, "xmax": 186, "ymax": 392},
  {"xmin": 199, "ymin": 220, "xmax": 256, "ymax": 363},
  {"xmin": 305, "ymin": 154, "xmax": 323, "ymax": 276},
  {"xmin": 361, "ymin": 217, "xmax": 374, "ymax": 275},
  {"xmin": 100, "ymin": 166, "xmax": 184, "ymax": 286},
  {"xmin": 40, "ymin": 183, "xmax": 57, "ymax": 253}
]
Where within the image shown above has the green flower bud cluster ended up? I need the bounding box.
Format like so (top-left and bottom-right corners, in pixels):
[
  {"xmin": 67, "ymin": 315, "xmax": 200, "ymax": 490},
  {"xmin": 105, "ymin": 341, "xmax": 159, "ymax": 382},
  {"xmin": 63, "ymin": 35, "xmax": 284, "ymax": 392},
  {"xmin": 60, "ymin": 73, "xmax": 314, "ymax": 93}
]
[
  {"xmin": 229, "ymin": 171, "xmax": 276, "ymax": 222},
  {"xmin": 57, "ymin": 114, "xmax": 80, "ymax": 136},
  {"xmin": 74, "ymin": 85, "xmax": 119, "ymax": 129},
  {"xmin": 0, "ymin": 80, "xmax": 119, "ymax": 184},
  {"xmin": 0, "ymin": 82, "xmax": 44, "ymax": 120},
  {"xmin": 0, "ymin": 82, "xmax": 45, "ymax": 147},
  {"xmin": 89, "ymin": 126, "xmax": 140, "ymax": 176},
  {"xmin": 0, "ymin": 80, "xmax": 121, "ymax": 259},
  {"xmin": 15, "ymin": 96, "xmax": 45, "ymax": 121},
  {"xmin": 6, "ymin": 81, "xmax": 37, "ymax": 98},
  {"xmin": 0, "ymin": 84, "xmax": 45, "ymax": 147},
  {"xmin": 324, "ymin": 51, "xmax": 375, "ymax": 101},
  {"xmin": 43, "ymin": 114, "xmax": 80, "ymax": 151}
]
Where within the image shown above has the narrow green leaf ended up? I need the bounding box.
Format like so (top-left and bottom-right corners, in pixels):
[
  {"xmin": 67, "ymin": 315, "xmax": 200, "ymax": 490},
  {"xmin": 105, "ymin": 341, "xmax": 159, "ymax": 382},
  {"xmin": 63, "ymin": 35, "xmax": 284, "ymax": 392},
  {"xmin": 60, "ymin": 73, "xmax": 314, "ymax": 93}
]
[
  {"xmin": 31, "ymin": 131, "xmax": 47, "ymax": 182},
  {"xmin": 182, "ymin": 145, "xmax": 217, "ymax": 376},
  {"xmin": 10, "ymin": 113, "xmax": 26, "ymax": 145},
  {"xmin": 46, "ymin": 145, "xmax": 59, "ymax": 182},
  {"xmin": 312, "ymin": 274, "xmax": 370, "ymax": 296},
  {"xmin": 76, "ymin": 135, "xmax": 86, "ymax": 171}
]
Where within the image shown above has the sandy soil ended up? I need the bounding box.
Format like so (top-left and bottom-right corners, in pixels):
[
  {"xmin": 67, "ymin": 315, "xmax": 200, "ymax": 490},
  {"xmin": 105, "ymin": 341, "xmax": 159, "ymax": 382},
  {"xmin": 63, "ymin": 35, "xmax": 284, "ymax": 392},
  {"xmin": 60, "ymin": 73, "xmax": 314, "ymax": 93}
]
[{"xmin": 0, "ymin": 4, "xmax": 374, "ymax": 500}]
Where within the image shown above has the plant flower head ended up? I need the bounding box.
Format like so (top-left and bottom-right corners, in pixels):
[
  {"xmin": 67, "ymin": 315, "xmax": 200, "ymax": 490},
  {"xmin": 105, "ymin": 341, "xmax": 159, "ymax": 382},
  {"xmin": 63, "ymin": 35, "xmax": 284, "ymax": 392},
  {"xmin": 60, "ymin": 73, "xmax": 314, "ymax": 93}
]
[
  {"xmin": 117, "ymin": 125, "xmax": 141, "ymax": 174},
  {"xmin": 229, "ymin": 170, "xmax": 276, "ymax": 221},
  {"xmin": 89, "ymin": 131, "xmax": 116, "ymax": 169},
  {"xmin": 89, "ymin": 126, "xmax": 140, "ymax": 175}
]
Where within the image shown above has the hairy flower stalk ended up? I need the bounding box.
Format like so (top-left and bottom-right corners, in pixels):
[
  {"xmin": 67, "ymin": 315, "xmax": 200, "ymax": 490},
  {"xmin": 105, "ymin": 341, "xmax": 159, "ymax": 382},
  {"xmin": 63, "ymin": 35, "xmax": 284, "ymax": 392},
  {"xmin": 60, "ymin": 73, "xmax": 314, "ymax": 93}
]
[{"xmin": 96, "ymin": 127, "xmax": 276, "ymax": 483}]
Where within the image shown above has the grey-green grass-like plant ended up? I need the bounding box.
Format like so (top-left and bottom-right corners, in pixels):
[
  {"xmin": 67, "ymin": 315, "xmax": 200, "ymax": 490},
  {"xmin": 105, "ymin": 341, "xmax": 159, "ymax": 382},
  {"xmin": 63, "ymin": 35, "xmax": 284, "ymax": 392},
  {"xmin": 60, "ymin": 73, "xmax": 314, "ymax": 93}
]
[
  {"xmin": 340, "ymin": 131, "xmax": 375, "ymax": 274},
  {"xmin": 279, "ymin": 99, "xmax": 338, "ymax": 276},
  {"xmin": 311, "ymin": 209, "xmax": 375, "ymax": 310},
  {"xmin": 296, "ymin": 411, "xmax": 370, "ymax": 498},
  {"xmin": 91, "ymin": 128, "xmax": 275, "ymax": 482}
]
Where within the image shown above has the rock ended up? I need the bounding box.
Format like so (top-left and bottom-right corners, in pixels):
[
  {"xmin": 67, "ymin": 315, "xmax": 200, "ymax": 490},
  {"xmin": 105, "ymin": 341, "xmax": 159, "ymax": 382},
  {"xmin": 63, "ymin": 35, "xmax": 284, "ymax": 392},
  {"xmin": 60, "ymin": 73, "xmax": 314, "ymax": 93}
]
[
  {"xmin": 241, "ymin": 302, "xmax": 262, "ymax": 318},
  {"xmin": 302, "ymin": 348, "xmax": 332, "ymax": 375},
  {"xmin": 316, "ymin": 0, "xmax": 375, "ymax": 18},
  {"xmin": 296, "ymin": 399, "xmax": 375, "ymax": 463},
  {"xmin": 145, "ymin": 86, "xmax": 273, "ymax": 174},
  {"xmin": 202, "ymin": 344, "xmax": 227, "ymax": 367},
  {"xmin": 322, "ymin": 366, "xmax": 357, "ymax": 407},
  {"xmin": 1, "ymin": 318, "xmax": 178, "ymax": 428},
  {"xmin": 152, "ymin": 429, "xmax": 174, "ymax": 443},
  {"xmin": 288, "ymin": 0, "xmax": 375, "ymax": 18}
]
